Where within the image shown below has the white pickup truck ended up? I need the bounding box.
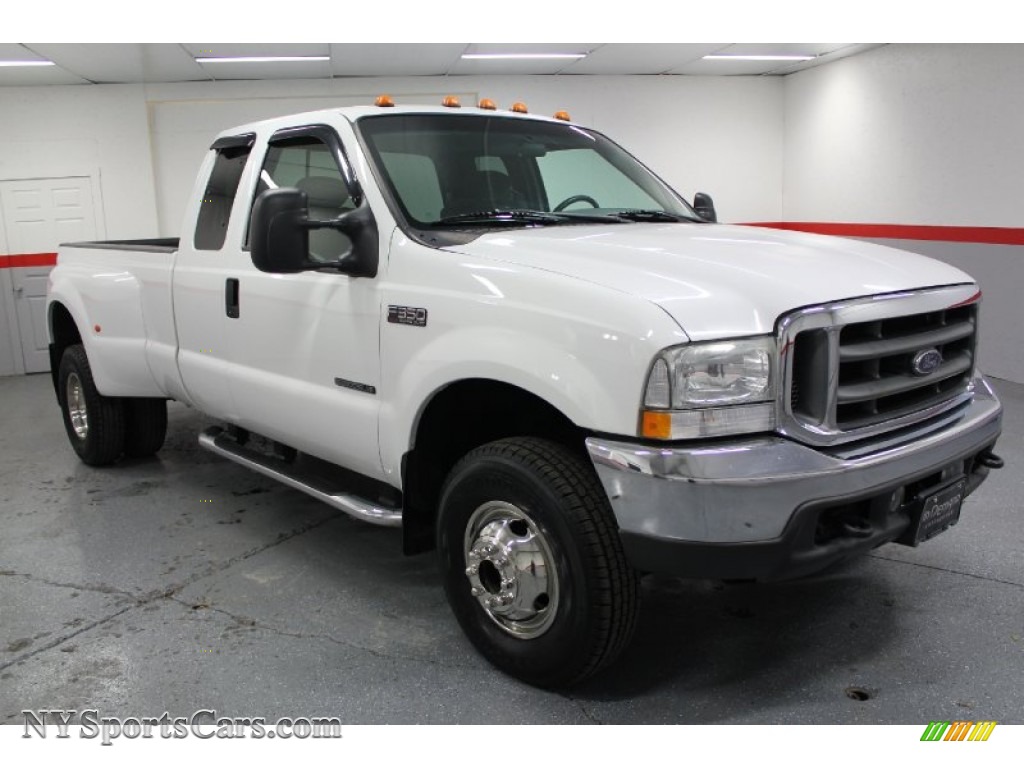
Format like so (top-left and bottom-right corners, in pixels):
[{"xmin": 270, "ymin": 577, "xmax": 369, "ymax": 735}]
[{"xmin": 46, "ymin": 99, "xmax": 1003, "ymax": 687}]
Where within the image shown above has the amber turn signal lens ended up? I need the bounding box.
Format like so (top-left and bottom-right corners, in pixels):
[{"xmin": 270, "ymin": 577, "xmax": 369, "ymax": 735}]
[
  {"xmin": 375, "ymin": 94, "xmax": 395, "ymax": 107},
  {"xmin": 553, "ymin": 110, "xmax": 571, "ymax": 121},
  {"xmin": 510, "ymin": 102, "xmax": 528, "ymax": 113},
  {"xmin": 442, "ymin": 95, "xmax": 462, "ymax": 108},
  {"xmin": 640, "ymin": 411, "xmax": 672, "ymax": 440},
  {"xmin": 478, "ymin": 98, "xmax": 497, "ymax": 110}
]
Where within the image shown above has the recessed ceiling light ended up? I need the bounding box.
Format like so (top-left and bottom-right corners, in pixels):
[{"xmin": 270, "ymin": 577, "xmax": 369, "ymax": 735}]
[
  {"xmin": 195, "ymin": 56, "xmax": 330, "ymax": 64},
  {"xmin": 702, "ymin": 54, "xmax": 816, "ymax": 62},
  {"xmin": 461, "ymin": 53, "xmax": 586, "ymax": 61},
  {"xmin": 0, "ymin": 60, "xmax": 55, "ymax": 68}
]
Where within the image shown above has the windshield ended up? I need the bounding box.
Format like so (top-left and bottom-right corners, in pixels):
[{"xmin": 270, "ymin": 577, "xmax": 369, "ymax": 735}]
[{"xmin": 357, "ymin": 113, "xmax": 699, "ymax": 228}]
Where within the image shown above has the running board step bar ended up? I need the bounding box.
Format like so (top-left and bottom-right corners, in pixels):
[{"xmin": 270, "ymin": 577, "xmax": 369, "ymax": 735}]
[{"xmin": 198, "ymin": 426, "xmax": 402, "ymax": 528}]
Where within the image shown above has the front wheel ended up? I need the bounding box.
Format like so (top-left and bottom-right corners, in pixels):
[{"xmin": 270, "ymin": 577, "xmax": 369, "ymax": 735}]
[
  {"xmin": 437, "ymin": 437, "xmax": 640, "ymax": 687},
  {"xmin": 58, "ymin": 344, "xmax": 126, "ymax": 466}
]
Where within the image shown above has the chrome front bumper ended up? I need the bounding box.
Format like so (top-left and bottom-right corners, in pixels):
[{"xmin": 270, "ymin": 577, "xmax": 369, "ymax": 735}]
[{"xmin": 586, "ymin": 377, "xmax": 1002, "ymax": 576}]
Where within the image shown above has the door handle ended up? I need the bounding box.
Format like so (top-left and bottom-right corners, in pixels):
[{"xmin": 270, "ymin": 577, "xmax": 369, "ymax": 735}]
[{"xmin": 225, "ymin": 278, "xmax": 240, "ymax": 318}]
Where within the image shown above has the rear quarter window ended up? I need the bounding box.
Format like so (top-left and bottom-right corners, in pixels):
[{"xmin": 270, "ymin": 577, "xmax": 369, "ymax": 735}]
[{"xmin": 195, "ymin": 146, "xmax": 251, "ymax": 251}]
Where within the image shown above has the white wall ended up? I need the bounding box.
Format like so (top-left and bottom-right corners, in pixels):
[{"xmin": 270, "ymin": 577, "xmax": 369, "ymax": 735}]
[
  {"xmin": 783, "ymin": 45, "xmax": 1024, "ymax": 383},
  {"xmin": 783, "ymin": 44, "xmax": 1024, "ymax": 226},
  {"xmin": 144, "ymin": 75, "xmax": 783, "ymax": 235},
  {"xmin": 0, "ymin": 84, "xmax": 159, "ymax": 239}
]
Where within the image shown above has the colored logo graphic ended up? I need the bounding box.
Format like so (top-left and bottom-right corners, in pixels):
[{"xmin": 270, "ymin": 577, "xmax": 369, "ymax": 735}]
[{"xmin": 920, "ymin": 721, "xmax": 997, "ymax": 742}]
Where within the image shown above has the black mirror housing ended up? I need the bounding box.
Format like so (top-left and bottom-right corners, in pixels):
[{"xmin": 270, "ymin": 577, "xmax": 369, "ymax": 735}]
[
  {"xmin": 250, "ymin": 188, "xmax": 312, "ymax": 273},
  {"xmin": 250, "ymin": 188, "xmax": 379, "ymax": 277},
  {"xmin": 693, "ymin": 192, "xmax": 717, "ymax": 223}
]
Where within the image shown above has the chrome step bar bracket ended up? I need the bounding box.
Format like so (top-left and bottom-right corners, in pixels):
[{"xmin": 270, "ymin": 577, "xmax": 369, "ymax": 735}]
[{"xmin": 198, "ymin": 427, "xmax": 402, "ymax": 528}]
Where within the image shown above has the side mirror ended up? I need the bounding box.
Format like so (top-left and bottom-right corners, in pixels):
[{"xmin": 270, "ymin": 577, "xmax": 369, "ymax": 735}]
[
  {"xmin": 693, "ymin": 192, "xmax": 717, "ymax": 223},
  {"xmin": 250, "ymin": 188, "xmax": 378, "ymax": 277},
  {"xmin": 250, "ymin": 188, "xmax": 310, "ymax": 273}
]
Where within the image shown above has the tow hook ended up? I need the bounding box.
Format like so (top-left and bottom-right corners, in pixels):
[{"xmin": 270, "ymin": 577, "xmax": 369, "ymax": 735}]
[
  {"xmin": 840, "ymin": 518, "xmax": 873, "ymax": 539},
  {"xmin": 978, "ymin": 451, "xmax": 1005, "ymax": 470}
]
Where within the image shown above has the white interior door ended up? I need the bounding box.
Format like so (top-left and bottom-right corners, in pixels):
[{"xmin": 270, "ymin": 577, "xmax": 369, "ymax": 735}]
[{"xmin": 0, "ymin": 177, "xmax": 99, "ymax": 373}]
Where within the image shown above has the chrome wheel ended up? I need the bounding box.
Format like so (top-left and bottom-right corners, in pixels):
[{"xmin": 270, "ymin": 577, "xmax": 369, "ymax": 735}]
[
  {"xmin": 66, "ymin": 372, "xmax": 89, "ymax": 439},
  {"xmin": 463, "ymin": 501, "xmax": 559, "ymax": 639}
]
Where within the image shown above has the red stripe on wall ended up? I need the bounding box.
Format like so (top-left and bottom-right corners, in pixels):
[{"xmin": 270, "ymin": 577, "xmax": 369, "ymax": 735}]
[
  {"xmin": 1, "ymin": 224, "xmax": 1021, "ymax": 265},
  {"xmin": 0, "ymin": 252, "xmax": 58, "ymax": 269},
  {"xmin": 747, "ymin": 222, "xmax": 1024, "ymax": 246}
]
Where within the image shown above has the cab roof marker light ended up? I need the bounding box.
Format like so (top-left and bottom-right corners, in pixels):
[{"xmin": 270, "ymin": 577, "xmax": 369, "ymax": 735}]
[
  {"xmin": 478, "ymin": 98, "xmax": 498, "ymax": 110},
  {"xmin": 375, "ymin": 94, "xmax": 395, "ymax": 107}
]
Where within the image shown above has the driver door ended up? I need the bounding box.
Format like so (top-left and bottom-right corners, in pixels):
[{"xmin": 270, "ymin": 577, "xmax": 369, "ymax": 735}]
[{"xmin": 225, "ymin": 125, "xmax": 384, "ymax": 481}]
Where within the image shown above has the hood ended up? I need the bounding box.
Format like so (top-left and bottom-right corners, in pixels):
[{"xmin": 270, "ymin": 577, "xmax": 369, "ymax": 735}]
[{"xmin": 447, "ymin": 223, "xmax": 975, "ymax": 341}]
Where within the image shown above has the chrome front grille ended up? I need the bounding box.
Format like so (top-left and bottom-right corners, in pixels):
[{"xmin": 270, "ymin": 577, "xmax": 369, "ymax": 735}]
[{"xmin": 777, "ymin": 286, "xmax": 980, "ymax": 446}]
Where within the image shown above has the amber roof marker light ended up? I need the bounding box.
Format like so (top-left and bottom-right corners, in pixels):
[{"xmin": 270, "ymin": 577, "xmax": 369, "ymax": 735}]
[
  {"xmin": 554, "ymin": 110, "xmax": 571, "ymax": 121},
  {"xmin": 374, "ymin": 94, "xmax": 395, "ymax": 107},
  {"xmin": 510, "ymin": 102, "xmax": 528, "ymax": 114},
  {"xmin": 478, "ymin": 98, "xmax": 497, "ymax": 110},
  {"xmin": 442, "ymin": 95, "xmax": 462, "ymax": 108}
]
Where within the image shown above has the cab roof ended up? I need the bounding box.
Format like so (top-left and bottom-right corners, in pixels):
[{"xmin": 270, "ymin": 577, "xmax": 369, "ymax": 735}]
[{"xmin": 214, "ymin": 104, "xmax": 570, "ymax": 145}]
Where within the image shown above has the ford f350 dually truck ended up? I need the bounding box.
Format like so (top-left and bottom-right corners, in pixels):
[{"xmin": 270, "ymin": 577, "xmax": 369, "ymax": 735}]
[{"xmin": 46, "ymin": 99, "xmax": 1004, "ymax": 687}]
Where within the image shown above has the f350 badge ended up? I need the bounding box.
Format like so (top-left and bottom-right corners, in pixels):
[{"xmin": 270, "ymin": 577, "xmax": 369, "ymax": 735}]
[{"xmin": 388, "ymin": 305, "xmax": 428, "ymax": 327}]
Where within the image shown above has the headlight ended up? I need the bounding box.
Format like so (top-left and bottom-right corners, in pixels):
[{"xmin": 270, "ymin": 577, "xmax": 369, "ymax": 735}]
[{"xmin": 640, "ymin": 337, "xmax": 776, "ymax": 439}]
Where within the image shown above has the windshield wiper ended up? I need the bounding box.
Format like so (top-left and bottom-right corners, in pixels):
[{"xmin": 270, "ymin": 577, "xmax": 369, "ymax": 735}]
[
  {"xmin": 613, "ymin": 209, "xmax": 697, "ymax": 223},
  {"xmin": 431, "ymin": 209, "xmax": 632, "ymax": 227},
  {"xmin": 554, "ymin": 210, "xmax": 629, "ymax": 223},
  {"xmin": 432, "ymin": 209, "xmax": 567, "ymax": 227}
]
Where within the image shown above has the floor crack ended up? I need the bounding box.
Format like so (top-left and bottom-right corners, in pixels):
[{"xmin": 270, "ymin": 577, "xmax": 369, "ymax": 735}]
[
  {"xmin": 165, "ymin": 595, "xmax": 481, "ymax": 672},
  {"xmin": 0, "ymin": 515, "xmax": 338, "ymax": 671},
  {"xmin": 868, "ymin": 552, "xmax": 1024, "ymax": 589},
  {"xmin": 0, "ymin": 571, "xmax": 137, "ymax": 601},
  {"xmin": 561, "ymin": 693, "xmax": 603, "ymax": 724},
  {"xmin": 0, "ymin": 604, "xmax": 136, "ymax": 673}
]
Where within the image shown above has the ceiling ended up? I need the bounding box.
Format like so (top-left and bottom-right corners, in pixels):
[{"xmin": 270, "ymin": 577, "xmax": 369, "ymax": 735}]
[{"xmin": 0, "ymin": 43, "xmax": 881, "ymax": 86}]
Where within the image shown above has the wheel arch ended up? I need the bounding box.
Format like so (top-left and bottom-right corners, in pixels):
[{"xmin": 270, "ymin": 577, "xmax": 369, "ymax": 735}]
[
  {"xmin": 48, "ymin": 301, "xmax": 83, "ymax": 398},
  {"xmin": 401, "ymin": 378, "xmax": 585, "ymax": 555}
]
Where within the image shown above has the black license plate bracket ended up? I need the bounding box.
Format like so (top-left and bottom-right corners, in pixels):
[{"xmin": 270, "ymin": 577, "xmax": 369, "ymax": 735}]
[{"xmin": 901, "ymin": 478, "xmax": 967, "ymax": 546}]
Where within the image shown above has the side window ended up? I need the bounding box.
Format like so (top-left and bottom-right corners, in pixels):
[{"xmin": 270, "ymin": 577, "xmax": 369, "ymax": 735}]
[
  {"xmin": 195, "ymin": 146, "xmax": 251, "ymax": 251},
  {"xmin": 251, "ymin": 136, "xmax": 355, "ymax": 262}
]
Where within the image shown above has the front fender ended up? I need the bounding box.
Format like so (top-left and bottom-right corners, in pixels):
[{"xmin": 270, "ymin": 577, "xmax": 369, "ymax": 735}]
[{"xmin": 377, "ymin": 235, "xmax": 689, "ymax": 479}]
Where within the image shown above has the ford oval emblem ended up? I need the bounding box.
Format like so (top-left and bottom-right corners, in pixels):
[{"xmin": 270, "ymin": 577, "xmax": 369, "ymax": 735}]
[{"xmin": 911, "ymin": 348, "xmax": 943, "ymax": 376}]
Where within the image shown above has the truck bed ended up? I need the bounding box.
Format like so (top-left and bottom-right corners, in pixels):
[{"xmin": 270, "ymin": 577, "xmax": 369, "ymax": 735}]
[{"xmin": 51, "ymin": 240, "xmax": 181, "ymax": 400}]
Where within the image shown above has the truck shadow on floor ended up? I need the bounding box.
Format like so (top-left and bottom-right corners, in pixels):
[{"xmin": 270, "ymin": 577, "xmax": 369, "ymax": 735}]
[{"xmin": 571, "ymin": 562, "xmax": 902, "ymax": 709}]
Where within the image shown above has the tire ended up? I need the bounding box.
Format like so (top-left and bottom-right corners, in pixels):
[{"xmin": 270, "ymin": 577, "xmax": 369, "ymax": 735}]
[
  {"xmin": 437, "ymin": 437, "xmax": 640, "ymax": 688},
  {"xmin": 58, "ymin": 344, "xmax": 126, "ymax": 467},
  {"xmin": 123, "ymin": 398, "xmax": 168, "ymax": 458}
]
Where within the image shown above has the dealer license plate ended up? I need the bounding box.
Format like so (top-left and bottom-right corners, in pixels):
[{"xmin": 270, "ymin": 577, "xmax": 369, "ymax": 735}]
[{"xmin": 908, "ymin": 479, "xmax": 967, "ymax": 546}]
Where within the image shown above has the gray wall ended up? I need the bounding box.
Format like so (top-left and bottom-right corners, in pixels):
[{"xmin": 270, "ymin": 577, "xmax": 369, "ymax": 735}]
[{"xmin": 863, "ymin": 238, "xmax": 1021, "ymax": 383}]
